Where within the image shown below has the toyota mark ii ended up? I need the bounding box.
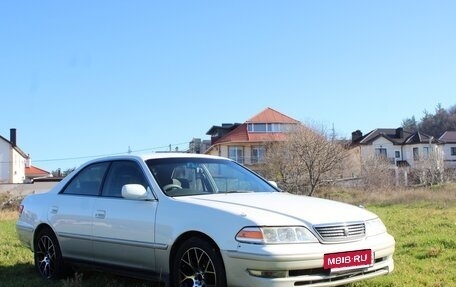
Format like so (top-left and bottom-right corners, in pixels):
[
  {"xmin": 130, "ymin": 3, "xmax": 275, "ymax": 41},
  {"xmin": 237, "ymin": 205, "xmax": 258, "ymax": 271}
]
[{"xmin": 16, "ymin": 153, "xmax": 395, "ymax": 287}]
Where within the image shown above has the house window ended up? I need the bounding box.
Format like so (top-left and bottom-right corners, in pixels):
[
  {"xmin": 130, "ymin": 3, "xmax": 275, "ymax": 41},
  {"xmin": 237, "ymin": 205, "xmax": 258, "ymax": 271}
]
[
  {"xmin": 247, "ymin": 123, "xmax": 295, "ymax": 133},
  {"xmin": 395, "ymin": 151, "xmax": 401, "ymax": 158},
  {"xmin": 248, "ymin": 123, "xmax": 267, "ymax": 132},
  {"xmin": 451, "ymin": 147, "xmax": 456, "ymax": 156},
  {"xmin": 251, "ymin": 146, "xmax": 265, "ymax": 164},
  {"xmin": 423, "ymin": 147, "xmax": 429, "ymax": 158},
  {"xmin": 375, "ymin": 148, "xmax": 387, "ymax": 158},
  {"xmin": 413, "ymin": 147, "xmax": 419, "ymax": 161},
  {"xmin": 228, "ymin": 146, "xmax": 244, "ymax": 164}
]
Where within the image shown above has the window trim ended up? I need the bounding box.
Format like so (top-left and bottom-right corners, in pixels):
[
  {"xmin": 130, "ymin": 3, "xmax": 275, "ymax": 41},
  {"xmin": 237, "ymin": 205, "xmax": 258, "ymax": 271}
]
[
  {"xmin": 60, "ymin": 161, "xmax": 110, "ymax": 196},
  {"xmin": 228, "ymin": 146, "xmax": 244, "ymax": 164},
  {"xmin": 247, "ymin": 123, "xmax": 294, "ymax": 133},
  {"xmin": 413, "ymin": 147, "xmax": 419, "ymax": 161},
  {"xmin": 451, "ymin": 147, "xmax": 456, "ymax": 156},
  {"xmin": 251, "ymin": 145, "xmax": 266, "ymax": 164},
  {"xmin": 101, "ymin": 160, "xmax": 149, "ymax": 198},
  {"xmin": 375, "ymin": 148, "xmax": 387, "ymax": 158}
]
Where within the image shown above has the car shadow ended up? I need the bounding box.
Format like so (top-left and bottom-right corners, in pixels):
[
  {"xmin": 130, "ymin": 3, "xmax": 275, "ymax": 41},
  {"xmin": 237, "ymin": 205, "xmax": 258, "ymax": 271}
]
[
  {"xmin": 0, "ymin": 263, "xmax": 164, "ymax": 287},
  {"xmin": 0, "ymin": 263, "xmax": 61, "ymax": 286}
]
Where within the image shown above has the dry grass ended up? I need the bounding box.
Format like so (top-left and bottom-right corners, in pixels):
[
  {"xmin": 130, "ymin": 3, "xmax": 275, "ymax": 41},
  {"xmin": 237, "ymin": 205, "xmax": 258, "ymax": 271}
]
[
  {"xmin": 0, "ymin": 191, "xmax": 21, "ymax": 220},
  {"xmin": 319, "ymin": 182, "xmax": 456, "ymax": 207},
  {"xmin": 0, "ymin": 210, "xmax": 18, "ymax": 221},
  {"xmin": 2, "ymin": 183, "xmax": 456, "ymax": 286},
  {"xmin": 0, "ymin": 191, "xmax": 24, "ymax": 213}
]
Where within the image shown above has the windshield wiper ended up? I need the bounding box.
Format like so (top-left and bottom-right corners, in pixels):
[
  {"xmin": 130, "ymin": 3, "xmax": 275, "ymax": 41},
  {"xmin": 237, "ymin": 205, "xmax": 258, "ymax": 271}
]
[{"xmin": 223, "ymin": 190, "xmax": 254, "ymax": 193}]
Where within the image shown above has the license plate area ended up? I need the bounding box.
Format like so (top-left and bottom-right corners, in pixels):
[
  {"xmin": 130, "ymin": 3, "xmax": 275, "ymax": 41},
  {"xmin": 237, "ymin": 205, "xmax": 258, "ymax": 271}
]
[{"xmin": 324, "ymin": 249, "xmax": 373, "ymax": 272}]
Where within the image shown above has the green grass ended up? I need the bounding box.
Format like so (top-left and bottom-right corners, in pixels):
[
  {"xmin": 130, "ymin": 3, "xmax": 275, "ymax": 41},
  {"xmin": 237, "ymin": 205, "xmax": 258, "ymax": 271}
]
[
  {"xmin": 0, "ymin": 213, "xmax": 50, "ymax": 287},
  {"xmin": 348, "ymin": 203, "xmax": 456, "ymax": 287},
  {"xmin": 2, "ymin": 188, "xmax": 456, "ymax": 287},
  {"xmin": 0, "ymin": 212, "xmax": 160, "ymax": 287}
]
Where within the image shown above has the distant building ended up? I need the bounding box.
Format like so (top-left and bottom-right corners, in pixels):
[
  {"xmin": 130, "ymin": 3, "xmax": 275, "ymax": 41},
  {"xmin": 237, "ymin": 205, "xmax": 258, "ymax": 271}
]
[
  {"xmin": 0, "ymin": 128, "xmax": 50, "ymax": 183},
  {"xmin": 350, "ymin": 127, "xmax": 439, "ymax": 169},
  {"xmin": 439, "ymin": 131, "xmax": 456, "ymax": 169},
  {"xmin": 188, "ymin": 138, "xmax": 212, "ymax": 154},
  {"xmin": 204, "ymin": 107, "xmax": 300, "ymax": 171}
]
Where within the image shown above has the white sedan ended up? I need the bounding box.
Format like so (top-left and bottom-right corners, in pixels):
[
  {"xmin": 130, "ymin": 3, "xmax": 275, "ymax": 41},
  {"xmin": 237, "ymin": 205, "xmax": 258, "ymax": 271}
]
[{"xmin": 16, "ymin": 153, "xmax": 395, "ymax": 287}]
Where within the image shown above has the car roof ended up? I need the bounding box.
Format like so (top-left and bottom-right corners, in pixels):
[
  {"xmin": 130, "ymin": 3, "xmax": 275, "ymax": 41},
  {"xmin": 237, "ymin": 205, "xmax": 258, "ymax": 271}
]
[
  {"xmin": 140, "ymin": 152, "xmax": 227, "ymax": 161},
  {"xmin": 81, "ymin": 153, "xmax": 230, "ymax": 167}
]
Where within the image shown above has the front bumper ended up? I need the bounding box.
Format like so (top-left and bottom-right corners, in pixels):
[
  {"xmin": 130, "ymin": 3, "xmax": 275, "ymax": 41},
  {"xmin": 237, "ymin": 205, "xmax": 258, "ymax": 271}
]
[{"xmin": 221, "ymin": 233, "xmax": 395, "ymax": 287}]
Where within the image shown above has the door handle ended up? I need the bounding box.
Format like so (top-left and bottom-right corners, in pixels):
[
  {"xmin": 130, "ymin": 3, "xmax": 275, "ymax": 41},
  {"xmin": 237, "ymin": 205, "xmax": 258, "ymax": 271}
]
[{"xmin": 95, "ymin": 210, "xmax": 106, "ymax": 219}]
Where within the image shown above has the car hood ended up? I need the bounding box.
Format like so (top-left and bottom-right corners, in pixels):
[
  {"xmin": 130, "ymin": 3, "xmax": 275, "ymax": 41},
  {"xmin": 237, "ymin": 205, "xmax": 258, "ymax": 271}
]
[{"xmin": 175, "ymin": 192, "xmax": 377, "ymax": 226}]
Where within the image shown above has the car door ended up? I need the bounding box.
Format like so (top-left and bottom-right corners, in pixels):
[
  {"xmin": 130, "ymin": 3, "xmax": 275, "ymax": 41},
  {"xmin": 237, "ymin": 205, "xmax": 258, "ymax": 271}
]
[
  {"xmin": 92, "ymin": 160, "xmax": 158, "ymax": 271},
  {"xmin": 49, "ymin": 162, "xmax": 109, "ymax": 261}
]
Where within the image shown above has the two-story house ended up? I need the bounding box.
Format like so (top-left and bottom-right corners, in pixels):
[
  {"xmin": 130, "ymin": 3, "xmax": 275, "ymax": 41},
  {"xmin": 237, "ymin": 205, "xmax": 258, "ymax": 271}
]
[
  {"xmin": 0, "ymin": 128, "xmax": 50, "ymax": 183},
  {"xmin": 351, "ymin": 127, "xmax": 439, "ymax": 169},
  {"xmin": 439, "ymin": 131, "xmax": 456, "ymax": 169},
  {"xmin": 0, "ymin": 128, "xmax": 29, "ymax": 183},
  {"xmin": 204, "ymin": 107, "xmax": 300, "ymax": 171}
]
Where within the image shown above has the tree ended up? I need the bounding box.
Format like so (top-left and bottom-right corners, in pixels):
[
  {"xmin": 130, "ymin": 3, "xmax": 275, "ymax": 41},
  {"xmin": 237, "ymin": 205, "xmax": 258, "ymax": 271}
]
[
  {"xmin": 360, "ymin": 156, "xmax": 395, "ymax": 190},
  {"xmin": 402, "ymin": 104, "xmax": 456, "ymax": 138},
  {"xmin": 51, "ymin": 167, "xmax": 76, "ymax": 177},
  {"xmin": 402, "ymin": 116, "xmax": 418, "ymax": 132},
  {"xmin": 263, "ymin": 125, "xmax": 348, "ymax": 196},
  {"xmin": 413, "ymin": 147, "xmax": 444, "ymax": 185},
  {"xmin": 419, "ymin": 104, "xmax": 449, "ymax": 137}
]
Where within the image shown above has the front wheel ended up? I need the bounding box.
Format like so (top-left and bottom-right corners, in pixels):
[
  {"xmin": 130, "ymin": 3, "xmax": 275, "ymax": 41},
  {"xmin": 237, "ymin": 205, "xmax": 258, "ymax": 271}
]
[
  {"xmin": 34, "ymin": 227, "xmax": 69, "ymax": 279},
  {"xmin": 171, "ymin": 237, "xmax": 227, "ymax": 287}
]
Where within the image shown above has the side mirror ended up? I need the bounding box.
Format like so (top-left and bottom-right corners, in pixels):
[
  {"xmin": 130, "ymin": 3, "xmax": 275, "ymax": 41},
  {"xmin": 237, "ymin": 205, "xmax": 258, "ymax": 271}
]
[
  {"xmin": 268, "ymin": 180, "xmax": 283, "ymax": 192},
  {"xmin": 268, "ymin": 181, "xmax": 278, "ymax": 188},
  {"xmin": 122, "ymin": 184, "xmax": 150, "ymax": 200}
]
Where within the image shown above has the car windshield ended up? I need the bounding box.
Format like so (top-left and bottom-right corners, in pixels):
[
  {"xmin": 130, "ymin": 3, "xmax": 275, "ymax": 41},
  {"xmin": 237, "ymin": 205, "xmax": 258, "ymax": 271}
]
[{"xmin": 146, "ymin": 157, "xmax": 278, "ymax": 197}]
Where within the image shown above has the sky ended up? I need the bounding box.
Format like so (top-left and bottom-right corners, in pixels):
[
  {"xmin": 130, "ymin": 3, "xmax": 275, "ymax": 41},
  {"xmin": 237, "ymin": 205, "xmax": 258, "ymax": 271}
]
[{"xmin": 1, "ymin": 1, "xmax": 455, "ymax": 172}]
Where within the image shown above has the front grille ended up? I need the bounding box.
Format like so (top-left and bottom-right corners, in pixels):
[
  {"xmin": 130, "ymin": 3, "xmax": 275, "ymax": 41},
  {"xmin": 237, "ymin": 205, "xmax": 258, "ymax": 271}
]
[{"xmin": 313, "ymin": 222, "xmax": 365, "ymax": 242}]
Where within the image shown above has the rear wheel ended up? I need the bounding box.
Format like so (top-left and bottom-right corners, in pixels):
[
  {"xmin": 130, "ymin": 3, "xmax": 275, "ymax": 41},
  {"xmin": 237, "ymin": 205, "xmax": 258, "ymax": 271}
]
[
  {"xmin": 171, "ymin": 237, "xmax": 226, "ymax": 287},
  {"xmin": 34, "ymin": 227, "xmax": 68, "ymax": 279}
]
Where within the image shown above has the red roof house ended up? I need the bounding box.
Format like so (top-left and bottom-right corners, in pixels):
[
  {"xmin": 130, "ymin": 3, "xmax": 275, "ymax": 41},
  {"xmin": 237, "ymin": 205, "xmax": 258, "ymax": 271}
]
[{"xmin": 205, "ymin": 107, "xmax": 300, "ymax": 167}]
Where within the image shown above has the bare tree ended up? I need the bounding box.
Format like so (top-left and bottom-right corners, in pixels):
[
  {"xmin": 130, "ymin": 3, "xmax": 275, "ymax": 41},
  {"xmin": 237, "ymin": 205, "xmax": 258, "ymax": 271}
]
[
  {"xmin": 263, "ymin": 141, "xmax": 308, "ymax": 194},
  {"xmin": 263, "ymin": 125, "xmax": 348, "ymax": 196},
  {"xmin": 360, "ymin": 155, "xmax": 396, "ymax": 190},
  {"xmin": 413, "ymin": 148, "xmax": 444, "ymax": 185}
]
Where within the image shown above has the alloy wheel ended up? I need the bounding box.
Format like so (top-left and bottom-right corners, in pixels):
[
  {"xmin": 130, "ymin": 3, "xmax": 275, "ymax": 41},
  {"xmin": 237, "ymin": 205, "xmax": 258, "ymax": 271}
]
[
  {"xmin": 178, "ymin": 247, "xmax": 217, "ymax": 287},
  {"xmin": 35, "ymin": 235, "xmax": 56, "ymax": 279}
]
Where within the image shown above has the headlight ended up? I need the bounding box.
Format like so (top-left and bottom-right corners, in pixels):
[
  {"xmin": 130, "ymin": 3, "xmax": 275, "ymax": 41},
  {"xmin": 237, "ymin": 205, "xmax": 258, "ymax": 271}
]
[
  {"xmin": 236, "ymin": 226, "xmax": 318, "ymax": 244},
  {"xmin": 365, "ymin": 218, "xmax": 387, "ymax": 237}
]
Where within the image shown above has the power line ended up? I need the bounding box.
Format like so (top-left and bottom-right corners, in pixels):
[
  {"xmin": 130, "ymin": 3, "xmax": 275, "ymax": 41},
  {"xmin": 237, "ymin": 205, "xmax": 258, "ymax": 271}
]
[{"xmin": 0, "ymin": 141, "xmax": 191, "ymax": 165}]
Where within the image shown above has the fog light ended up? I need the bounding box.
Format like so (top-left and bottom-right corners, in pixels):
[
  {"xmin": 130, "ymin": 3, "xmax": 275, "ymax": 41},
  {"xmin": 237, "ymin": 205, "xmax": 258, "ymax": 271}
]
[{"xmin": 248, "ymin": 269, "xmax": 288, "ymax": 278}]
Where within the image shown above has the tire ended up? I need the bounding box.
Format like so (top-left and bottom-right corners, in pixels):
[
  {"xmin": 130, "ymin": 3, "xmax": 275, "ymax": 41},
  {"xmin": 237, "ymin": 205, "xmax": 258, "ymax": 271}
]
[
  {"xmin": 34, "ymin": 227, "xmax": 69, "ymax": 280},
  {"xmin": 171, "ymin": 237, "xmax": 227, "ymax": 287}
]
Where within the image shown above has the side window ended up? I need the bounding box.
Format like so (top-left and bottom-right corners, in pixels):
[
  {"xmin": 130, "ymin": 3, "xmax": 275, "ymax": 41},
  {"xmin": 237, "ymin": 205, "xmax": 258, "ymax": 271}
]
[
  {"xmin": 62, "ymin": 162, "xmax": 109, "ymax": 196},
  {"xmin": 102, "ymin": 161, "xmax": 148, "ymax": 198}
]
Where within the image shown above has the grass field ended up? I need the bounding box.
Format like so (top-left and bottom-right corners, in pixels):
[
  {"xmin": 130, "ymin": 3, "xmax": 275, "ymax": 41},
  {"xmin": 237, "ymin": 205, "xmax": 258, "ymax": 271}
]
[{"xmin": 1, "ymin": 186, "xmax": 456, "ymax": 287}]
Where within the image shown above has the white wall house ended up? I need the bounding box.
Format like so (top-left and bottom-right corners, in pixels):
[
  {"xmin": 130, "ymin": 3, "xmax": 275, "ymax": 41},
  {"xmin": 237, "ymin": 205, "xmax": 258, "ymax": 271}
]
[
  {"xmin": 359, "ymin": 137, "xmax": 401, "ymax": 165},
  {"xmin": 352, "ymin": 128, "xmax": 440, "ymax": 169},
  {"xmin": 0, "ymin": 129, "xmax": 29, "ymax": 183},
  {"xmin": 439, "ymin": 131, "xmax": 456, "ymax": 169}
]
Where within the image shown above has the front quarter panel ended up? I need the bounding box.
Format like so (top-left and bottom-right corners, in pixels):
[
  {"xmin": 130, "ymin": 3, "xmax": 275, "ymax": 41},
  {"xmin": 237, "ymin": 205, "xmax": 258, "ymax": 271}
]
[{"xmin": 154, "ymin": 197, "xmax": 255, "ymax": 273}]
